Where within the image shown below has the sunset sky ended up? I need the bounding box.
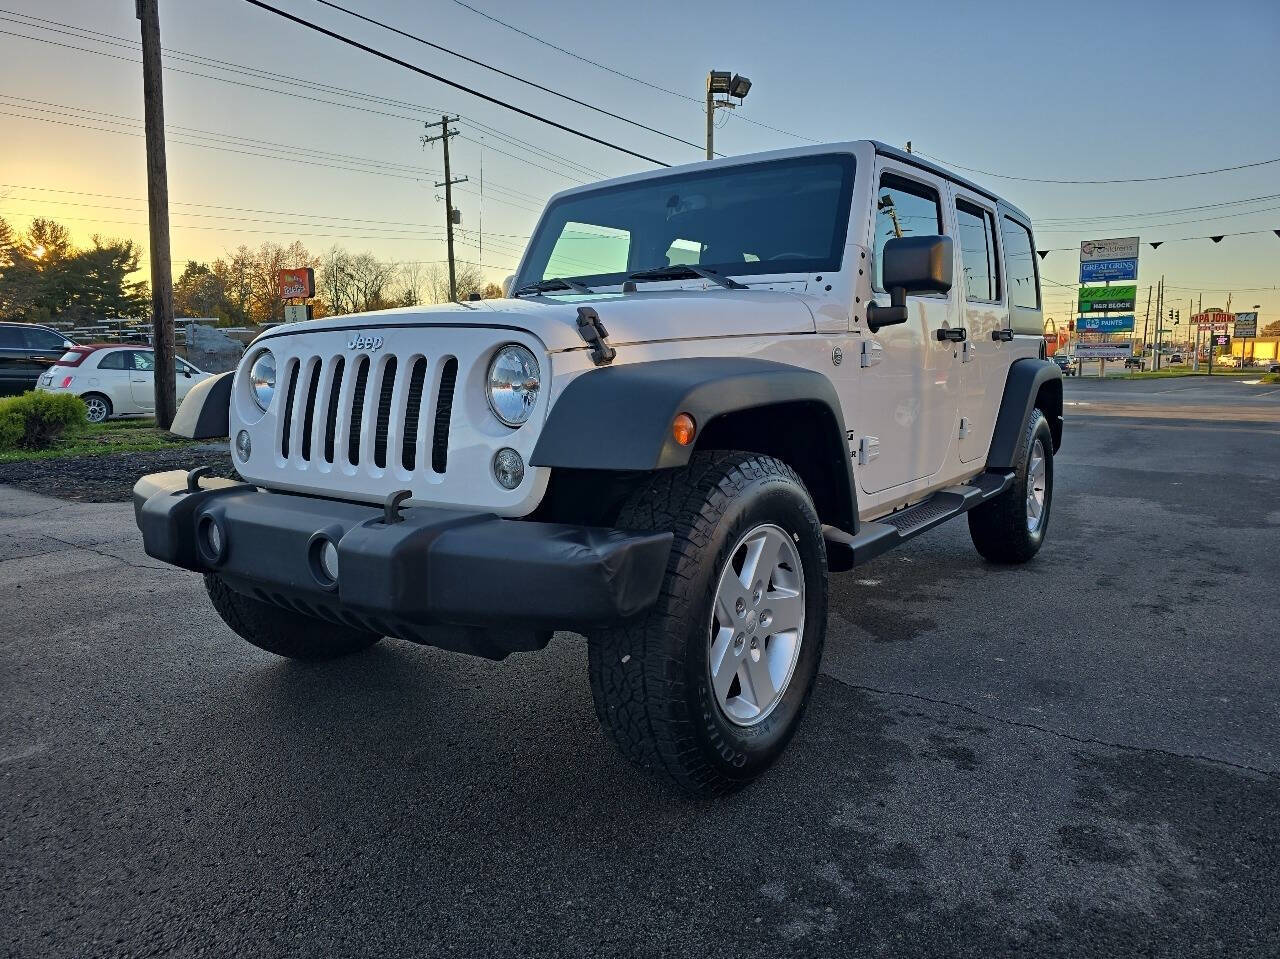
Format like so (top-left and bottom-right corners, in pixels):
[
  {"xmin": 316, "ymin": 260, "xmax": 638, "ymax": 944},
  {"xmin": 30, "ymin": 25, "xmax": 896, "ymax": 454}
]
[{"xmin": 2, "ymin": 0, "xmax": 1278, "ymax": 326}]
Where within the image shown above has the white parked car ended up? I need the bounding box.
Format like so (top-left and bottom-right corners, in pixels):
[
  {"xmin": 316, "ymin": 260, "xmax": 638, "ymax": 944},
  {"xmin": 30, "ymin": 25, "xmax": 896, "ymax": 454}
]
[
  {"xmin": 39, "ymin": 345, "xmax": 211, "ymax": 422},
  {"xmin": 134, "ymin": 140, "xmax": 1063, "ymax": 796}
]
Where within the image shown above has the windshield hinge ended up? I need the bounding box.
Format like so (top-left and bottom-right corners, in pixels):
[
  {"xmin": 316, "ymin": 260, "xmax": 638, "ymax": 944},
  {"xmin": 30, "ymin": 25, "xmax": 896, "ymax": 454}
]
[{"xmin": 576, "ymin": 306, "xmax": 616, "ymax": 366}]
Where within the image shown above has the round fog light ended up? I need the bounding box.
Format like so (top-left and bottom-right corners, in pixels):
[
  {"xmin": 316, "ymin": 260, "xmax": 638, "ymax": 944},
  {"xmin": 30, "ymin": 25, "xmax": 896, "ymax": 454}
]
[
  {"xmin": 235, "ymin": 429, "xmax": 252, "ymax": 461},
  {"xmin": 319, "ymin": 540, "xmax": 340, "ymax": 582},
  {"xmin": 206, "ymin": 522, "xmax": 222, "ymax": 556},
  {"xmin": 492, "ymin": 447, "xmax": 525, "ymax": 490}
]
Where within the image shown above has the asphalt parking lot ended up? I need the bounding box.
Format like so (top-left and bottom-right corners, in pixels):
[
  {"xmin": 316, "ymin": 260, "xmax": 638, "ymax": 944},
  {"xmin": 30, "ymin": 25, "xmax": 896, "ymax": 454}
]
[{"xmin": 3, "ymin": 375, "xmax": 1278, "ymax": 958}]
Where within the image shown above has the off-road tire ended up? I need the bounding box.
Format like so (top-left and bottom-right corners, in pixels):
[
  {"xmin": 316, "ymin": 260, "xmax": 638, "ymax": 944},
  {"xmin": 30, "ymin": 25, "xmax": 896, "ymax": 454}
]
[
  {"xmin": 968, "ymin": 408, "xmax": 1054, "ymax": 564},
  {"xmin": 588, "ymin": 452, "xmax": 828, "ymax": 797},
  {"xmin": 204, "ymin": 574, "xmax": 382, "ymax": 660}
]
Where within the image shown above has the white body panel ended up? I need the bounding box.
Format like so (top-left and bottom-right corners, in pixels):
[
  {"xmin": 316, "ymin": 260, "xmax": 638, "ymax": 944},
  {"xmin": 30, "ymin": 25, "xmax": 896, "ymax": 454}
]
[{"xmin": 222, "ymin": 139, "xmax": 1045, "ymax": 525}]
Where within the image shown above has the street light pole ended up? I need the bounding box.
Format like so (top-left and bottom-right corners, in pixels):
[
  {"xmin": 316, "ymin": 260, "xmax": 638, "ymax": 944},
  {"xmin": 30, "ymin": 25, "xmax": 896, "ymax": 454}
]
[{"xmin": 705, "ymin": 70, "xmax": 751, "ymax": 160}]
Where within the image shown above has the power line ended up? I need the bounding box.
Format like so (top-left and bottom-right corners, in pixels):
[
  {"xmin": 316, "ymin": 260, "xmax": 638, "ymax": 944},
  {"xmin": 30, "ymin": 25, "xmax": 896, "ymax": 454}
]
[
  {"xmin": 445, "ymin": 0, "xmax": 822, "ymax": 144},
  {"xmin": 238, "ymin": 0, "xmax": 672, "ymax": 167},
  {"xmin": 0, "ymin": 12, "xmax": 606, "ymax": 183},
  {"xmin": 1036, "ymin": 192, "xmax": 1280, "ymax": 224},
  {"xmin": 918, "ymin": 150, "xmax": 1280, "ymax": 184},
  {"xmin": 1034, "ymin": 204, "xmax": 1280, "ymax": 234},
  {"xmin": 312, "ymin": 0, "xmax": 707, "ymax": 155}
]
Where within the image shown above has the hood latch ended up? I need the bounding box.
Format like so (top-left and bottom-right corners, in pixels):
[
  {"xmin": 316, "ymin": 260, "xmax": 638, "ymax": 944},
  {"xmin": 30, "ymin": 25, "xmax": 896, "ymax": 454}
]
[{"xmin": 576, "ymin": 306, "xmax": 616, "ymax": 366}]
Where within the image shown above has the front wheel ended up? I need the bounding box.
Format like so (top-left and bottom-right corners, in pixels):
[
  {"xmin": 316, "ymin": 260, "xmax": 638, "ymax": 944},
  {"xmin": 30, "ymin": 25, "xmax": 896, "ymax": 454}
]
[
  {"xmin": 588, "ymin": 452, "xmax": 828, "ymax": 797},
  {"xmin": 968, "ymin": 408, "xmax": 1054, "ymax": 564}
]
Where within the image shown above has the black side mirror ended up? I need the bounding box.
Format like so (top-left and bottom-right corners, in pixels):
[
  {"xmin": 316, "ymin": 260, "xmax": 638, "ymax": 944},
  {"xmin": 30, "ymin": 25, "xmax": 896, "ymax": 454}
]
[{"xmin": 867, "ymin": 235, "xmax": 954, "ymax": 333}]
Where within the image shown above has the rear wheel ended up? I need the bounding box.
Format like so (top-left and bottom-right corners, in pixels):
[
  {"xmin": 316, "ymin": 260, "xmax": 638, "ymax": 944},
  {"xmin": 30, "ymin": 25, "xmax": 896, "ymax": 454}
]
[
  {"xmin": 968, "ymin": 408, "xmax": 1054, "ymax": 564},
  {"xmin": 204, "ymin": 574, "xmax": 382, "ymax": 660},
  {"xmin": 588, "ymin": 452, "xmax": 828, "ymax": 797},
  {"xmin": 82, "ymin": 393, "xmax": 111, "ymax": 423}
]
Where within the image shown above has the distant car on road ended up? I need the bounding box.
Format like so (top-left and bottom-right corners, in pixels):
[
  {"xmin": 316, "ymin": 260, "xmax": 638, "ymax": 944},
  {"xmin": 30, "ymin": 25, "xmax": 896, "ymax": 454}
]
[
  {"xmin": 0, "ymin": 322, "xmax": 77, "ymax": 396},
  {"xmin": 1124, "ymin": 356, "xmax": 1142, "ymax": 370},
  {"xmin": 1267, "ymin": 363, "xmax": 1280, "ymax": 374},
  {"xmin": 1168, "ymin": 353, "xmax": 1183, "ymax": 364},
  {"xmin": 1052, "ymin": 354, "xmax": 1077, "ymax": 376},
  {"xmin": 38, "ymin": 345, "xmax": 211, "ymax": 423}
]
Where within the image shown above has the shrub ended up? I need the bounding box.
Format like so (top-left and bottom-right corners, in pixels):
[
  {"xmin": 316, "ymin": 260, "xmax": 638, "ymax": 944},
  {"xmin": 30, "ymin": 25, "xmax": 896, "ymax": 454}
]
[{"xmin": 0, "ymin": 391, "xmax": 88, "ymax": 451}]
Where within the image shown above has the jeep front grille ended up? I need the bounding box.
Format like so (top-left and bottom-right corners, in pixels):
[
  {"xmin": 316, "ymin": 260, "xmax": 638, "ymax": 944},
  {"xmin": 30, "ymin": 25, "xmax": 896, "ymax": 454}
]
[{"xmin": 278, "ymin": 351, "xmax": 457, "ymax": 474}]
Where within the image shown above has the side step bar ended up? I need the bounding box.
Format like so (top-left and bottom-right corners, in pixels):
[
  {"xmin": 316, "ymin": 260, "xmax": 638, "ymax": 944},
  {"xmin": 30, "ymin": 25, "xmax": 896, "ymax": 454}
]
[{"xmin": 823, "ymin": 470, "xmax": 1014, "ymax": 571}]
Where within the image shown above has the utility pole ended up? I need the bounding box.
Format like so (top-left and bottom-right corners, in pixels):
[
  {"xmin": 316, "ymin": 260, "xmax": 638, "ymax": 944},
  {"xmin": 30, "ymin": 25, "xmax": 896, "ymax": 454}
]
[
  {"xmin": 422, "ymin": 115, "xmax": 467, "ymax": 301},
  {"xmin": 705, "ymin": 70, "xmax": 751, "ymax": 160},
  {"xmin": 1141, "ymin": 284, "xmax": 1152, "ymax": 370},
  {"xmin": 137, "ymin": 0, "xmax": 176, "ymax": 429},
  {"xmin": 1153, "ymin": 276, "xmax": 1164, "ymax": 371}
]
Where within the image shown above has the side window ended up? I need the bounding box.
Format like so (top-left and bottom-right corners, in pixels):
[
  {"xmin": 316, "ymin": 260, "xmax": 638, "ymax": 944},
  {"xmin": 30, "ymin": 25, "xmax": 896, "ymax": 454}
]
[
  {"xmin": 874, "ymin": 174, "xmax": 943, "ymax": 290},
  {"xmin": 955, "ymin": 199, "xmax": 1000, "ymax": 302},
  {"xmin": 24, "ymin": 327, "xmax": 67, "ymax": 350},
  {"xmin": 132, "ymin": 351, "xmax": 156, "ymax": 372},
  {"xmin": 1000, "ymin": 216, "xmax": 1040, "ymax": 310},
  {"xmin": 543, "ymin": 222, "xmax": 629, "ymax": 280},
  {"xmin": 96, "ymin": 350, "xmax": 128, "ymax": 370},
  {"xmin": 176, "ymin": 358, "xmax": 193, "ymax": 374},
  {"xmin": 0, "ymin": 327, "xmax": 21, "ymax": 349}
]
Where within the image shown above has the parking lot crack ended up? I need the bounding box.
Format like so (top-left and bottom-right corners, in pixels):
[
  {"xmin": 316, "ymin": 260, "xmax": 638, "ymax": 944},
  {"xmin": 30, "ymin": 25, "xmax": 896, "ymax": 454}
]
[
  {"xmin": 42, "ymin": 534, "xmax": 170, "ymax": 573},
  {"xmin": 828, "ymin": 676, "xmax": 1279, "ymax": 781}
]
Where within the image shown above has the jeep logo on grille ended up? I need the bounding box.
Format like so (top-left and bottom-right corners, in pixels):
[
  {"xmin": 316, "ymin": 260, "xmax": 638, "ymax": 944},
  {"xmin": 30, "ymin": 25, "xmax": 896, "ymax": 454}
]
[{"xmin": 347, "ymin": 333, "xmax": 383, "ymax": 352}]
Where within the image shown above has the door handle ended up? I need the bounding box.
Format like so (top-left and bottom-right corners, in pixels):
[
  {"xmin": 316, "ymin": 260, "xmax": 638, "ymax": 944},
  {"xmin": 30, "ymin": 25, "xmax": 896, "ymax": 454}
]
[{"xmin": 936, "ymin": 327, "xmax": 967, "ymax": 342}]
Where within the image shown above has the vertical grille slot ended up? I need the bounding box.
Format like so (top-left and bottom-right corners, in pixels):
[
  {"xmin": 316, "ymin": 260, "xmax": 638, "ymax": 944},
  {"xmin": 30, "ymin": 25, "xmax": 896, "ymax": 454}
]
[
  {"xmin": 279, "ymin": 359, "xmax": 299, "ymax": 458},
  {"xmin": 373, "ymin": 357, "xmax": 398, "ymax": 469},
  {"xmin": 348, "ymin": 356, "xmax": 370, "ymax": 466},
  {"xmin": 300, "ymin": 361, "xmax": 321, "ymax": 462},
  {"xmin": 431, "ymin": 356, "xmax": 458, "ymax": 475},
  {"xmin": 323, "ymin": 356, "xmax": 345, "ymax": 464},
  {"xmin": 402, "ymin": 357, "xmax": 428, "ymax": 471}
]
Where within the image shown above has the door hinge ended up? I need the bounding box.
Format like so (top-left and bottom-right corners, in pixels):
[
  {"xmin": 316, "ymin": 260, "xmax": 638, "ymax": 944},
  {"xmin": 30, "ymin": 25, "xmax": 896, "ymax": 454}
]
[
  {"xmin": 860, "ymin": 339, "xmax": 883, "ymax": 368},
  {"xmin": 858, "ymin": 436, "xmax": 880, "ymax": 465},
  {"xmin": 936, "ymin": 327, "xmax": 967, "ymax": 343},
  {"xmin": 991, "ymin": 328, "xmax": 1014, "ymax": 342}
]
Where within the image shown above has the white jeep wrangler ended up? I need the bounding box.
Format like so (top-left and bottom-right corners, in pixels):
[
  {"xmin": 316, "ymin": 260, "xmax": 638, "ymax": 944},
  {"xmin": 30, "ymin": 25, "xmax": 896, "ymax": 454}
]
[{"xmin": 135, "ymin": 141, "xmax": 1061, "ymax": 796}]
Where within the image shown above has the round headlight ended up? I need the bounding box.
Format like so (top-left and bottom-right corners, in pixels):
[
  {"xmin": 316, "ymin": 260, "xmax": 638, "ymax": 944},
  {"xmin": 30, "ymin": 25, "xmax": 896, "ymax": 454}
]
[
  {"xmin": 486, "ymin": 344, "xmax": 540, "ymax": 427},
  {"xmin": 249, "ymin": 350, "xmax": 276, "ymax": 411}
]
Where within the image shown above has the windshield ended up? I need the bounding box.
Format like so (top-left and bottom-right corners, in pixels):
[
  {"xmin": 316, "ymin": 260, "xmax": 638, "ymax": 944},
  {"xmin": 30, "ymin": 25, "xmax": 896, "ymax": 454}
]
[{"xmin": 517, "ymin": 153, "xmax": 856, "ymax": 290}]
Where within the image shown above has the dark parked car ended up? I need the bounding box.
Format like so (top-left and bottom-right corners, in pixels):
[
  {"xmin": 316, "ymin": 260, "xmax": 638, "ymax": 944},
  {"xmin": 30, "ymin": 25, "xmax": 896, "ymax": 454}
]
[
  {"xmin": 0, "ymin": 322, "xmax": 77, "ymax": 396},
  {"xmin": 1052, "ymin": 354, "xmax": 1076, "ymax": 376},
  {"xmin": 1268, "ymin": 363, "xmax": 1280, "ymax": 374},
  {"xmin": 1124, "ymin": 356, "xmax": 1142, "ymax": 369}
]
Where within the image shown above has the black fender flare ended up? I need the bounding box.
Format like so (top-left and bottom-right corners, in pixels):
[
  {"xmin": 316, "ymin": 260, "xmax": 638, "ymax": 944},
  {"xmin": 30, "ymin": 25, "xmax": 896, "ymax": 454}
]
[
  {"xmin": 170, "ymin": 371, "xmax": 233, "ymax": 439},
  {"xmin": 987, "ymin": 357, "xmax": 1063, "ymax": 470},
  {"xmin": 530, "ymin": 357, "xmax": 858, "ymax": 532}
]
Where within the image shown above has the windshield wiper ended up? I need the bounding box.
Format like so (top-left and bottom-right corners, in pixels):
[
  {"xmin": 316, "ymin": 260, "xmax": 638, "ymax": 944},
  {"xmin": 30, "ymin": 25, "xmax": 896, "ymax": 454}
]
[
  {"xmin": 513, "ymin": 277, "xmax": 595, "ymax": 296},
  {"xmin": 626, "ymin": 265, "xmax": 747, "ymax": 290}
]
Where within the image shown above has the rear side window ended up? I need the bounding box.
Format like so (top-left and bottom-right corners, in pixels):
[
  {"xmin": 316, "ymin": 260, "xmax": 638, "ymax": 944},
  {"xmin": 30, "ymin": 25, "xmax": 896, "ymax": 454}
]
[
  {"xmin": 874, "ymin": 174, "xmax": 943, "ymax": 290},
  {"xmin": 96, "ymin": 350, "xmax": 129, "ymax": 370},
  {"xmin": 1001, "ymin": 216, "xmax": 1040, "ymax": 310},
  {"xmin": 0, "ymin": 327, "xmax": 20, "ymax": 349},
  {"xmin": 25, "ymin": 327, "xmax": 66, "ymax": 350},
  {"xmin": 955, "ymin": 199, "xmax": 1001, "ymax": 302},
  {"xmin": 132, "ymin": 351, "xmax": 156, "ymax": 372}
]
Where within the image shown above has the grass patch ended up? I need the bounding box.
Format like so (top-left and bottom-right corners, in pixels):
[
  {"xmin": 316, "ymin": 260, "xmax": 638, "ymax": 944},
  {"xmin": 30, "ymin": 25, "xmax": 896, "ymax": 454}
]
[{"xmin": 0, "ymin": 417, "xmax": 211, "ymax": 463}]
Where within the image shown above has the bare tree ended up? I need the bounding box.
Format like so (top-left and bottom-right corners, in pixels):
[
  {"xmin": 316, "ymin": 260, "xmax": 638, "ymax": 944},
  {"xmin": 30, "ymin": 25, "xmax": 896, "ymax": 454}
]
[{"xmin": 422, "ymin": 261, "xmax": 483, "ymax": 303}]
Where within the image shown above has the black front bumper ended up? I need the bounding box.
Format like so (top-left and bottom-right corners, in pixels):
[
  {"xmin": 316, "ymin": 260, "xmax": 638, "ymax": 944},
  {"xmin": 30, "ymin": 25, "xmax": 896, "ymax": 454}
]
[{"xmin": 134, "ymin": 470, "xmax": 672, "ymax": 659}]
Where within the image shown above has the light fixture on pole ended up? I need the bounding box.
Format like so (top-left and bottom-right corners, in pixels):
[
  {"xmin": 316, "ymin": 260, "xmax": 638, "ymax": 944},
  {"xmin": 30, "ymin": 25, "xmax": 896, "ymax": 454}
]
[{"xmin": 706, "ymin": 70, "xmax": 751, "ymax": 160}]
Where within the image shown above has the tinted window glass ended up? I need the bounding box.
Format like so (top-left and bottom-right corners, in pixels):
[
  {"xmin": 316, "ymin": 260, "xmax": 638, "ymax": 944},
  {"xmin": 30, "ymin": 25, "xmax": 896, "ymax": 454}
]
[
  {"xmin": 24, "ymin": 327, "xmax": 67, "ymax": 350},
  {"xmin": 874, "ymin": 174, "xmax": 942, "ymax": 290},
  {"xmin": 1001, "ymin": 216, "xmax": 1040, "ymax": 309},
  {"xmin": 521, "ymin": 154, "xmax": 856, "ymax": 287},
  {"xmin": 97, "ymin": 350, "xmax": 128, "ymax": 370},
  {"xmin": 0, "ymin": 327, "xmax": 21, "ymax": 349},
  {"xmin": 956, "ymin": 200, "xmax": 1000, "ymax": 302},
  {"xmin": 132, "ymin": 351, "xmax": 155, "ymax": 372}
]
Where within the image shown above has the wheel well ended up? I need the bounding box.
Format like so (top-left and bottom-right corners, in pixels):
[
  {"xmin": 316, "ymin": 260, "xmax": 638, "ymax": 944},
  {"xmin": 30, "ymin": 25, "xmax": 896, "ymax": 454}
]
[
  {"xmin": 1035, "ymin": 378, "xmax": 1063, "ymax": 452},
  {"xmin": 693, "ymin": 400, "xmax": 854, "ymax": 531}
]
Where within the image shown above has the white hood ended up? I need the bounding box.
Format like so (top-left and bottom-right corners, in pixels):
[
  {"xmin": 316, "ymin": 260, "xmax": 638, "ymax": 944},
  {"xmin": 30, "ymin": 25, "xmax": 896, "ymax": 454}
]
[{"xmin": 257, "ymin": 289, "xmax": 816, "ymax": 353}]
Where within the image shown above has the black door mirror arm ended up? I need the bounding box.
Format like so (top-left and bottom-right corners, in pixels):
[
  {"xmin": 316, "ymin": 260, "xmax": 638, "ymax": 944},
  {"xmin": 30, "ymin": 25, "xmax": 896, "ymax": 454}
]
[{"xmin": 866, "ymin": 287, "xmax": 909, "ymax": 333}]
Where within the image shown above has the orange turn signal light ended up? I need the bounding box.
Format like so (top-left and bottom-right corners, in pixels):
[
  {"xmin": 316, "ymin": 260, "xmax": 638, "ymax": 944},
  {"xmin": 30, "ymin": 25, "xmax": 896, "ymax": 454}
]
[{"xmin": 672, "ymin": 412, "xmax": 696, "ymax": 446}]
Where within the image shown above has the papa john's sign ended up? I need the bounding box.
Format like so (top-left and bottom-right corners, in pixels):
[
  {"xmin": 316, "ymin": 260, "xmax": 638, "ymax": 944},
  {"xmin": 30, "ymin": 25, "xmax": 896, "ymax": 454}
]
[{"xmin": 278, "ymin": 267, "xmax": 315, "ymax": 300}]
